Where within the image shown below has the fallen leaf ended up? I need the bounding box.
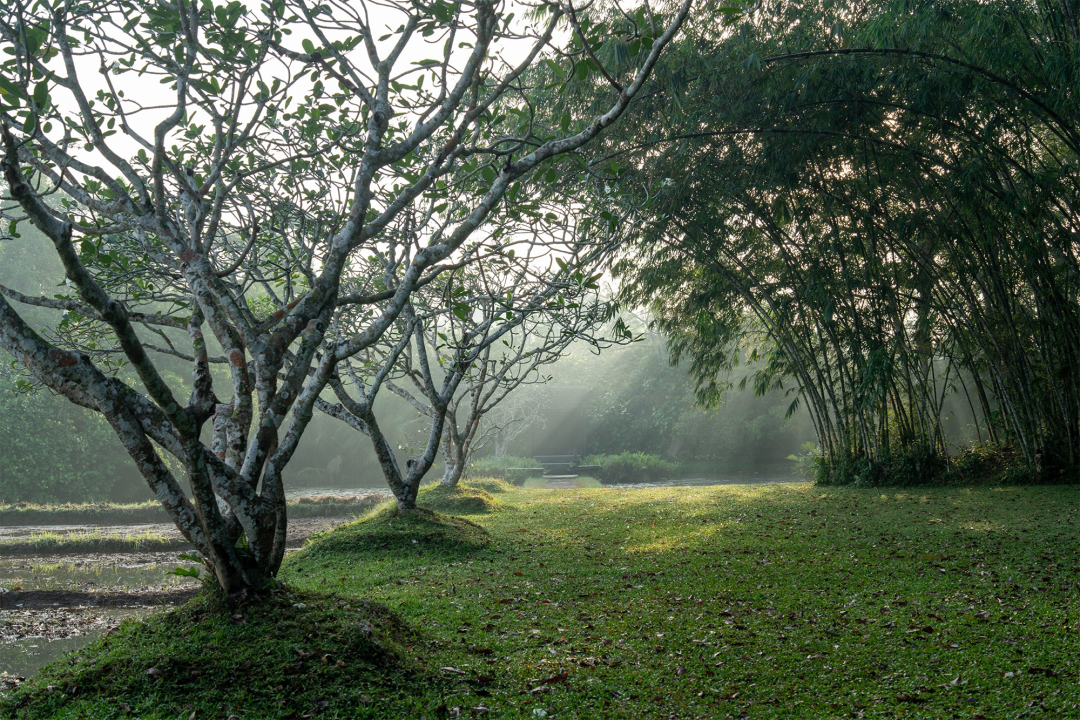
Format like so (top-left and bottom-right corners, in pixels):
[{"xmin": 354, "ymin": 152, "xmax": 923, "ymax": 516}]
[
  {"xmin": 896, "ymin": 693, "xmax": 928, "ymax": 704},
  {"xmin": 536, "ymin": 673, "xmax": 568, "ymax": 685}
]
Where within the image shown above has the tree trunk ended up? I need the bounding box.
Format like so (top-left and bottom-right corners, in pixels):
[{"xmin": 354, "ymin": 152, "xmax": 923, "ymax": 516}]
[{"xmin": 441, "ymin": 459, "xmax": 465, "ymax": 487}]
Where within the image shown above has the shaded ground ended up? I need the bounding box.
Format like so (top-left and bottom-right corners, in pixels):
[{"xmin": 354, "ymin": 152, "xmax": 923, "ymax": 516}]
[{"xmin": 1, "ymin": 589, "xmax": 198, "ymax": 609}]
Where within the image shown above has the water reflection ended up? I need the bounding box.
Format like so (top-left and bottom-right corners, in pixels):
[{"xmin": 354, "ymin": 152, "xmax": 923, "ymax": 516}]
[
  {"xmin": 284, "ymin": 486, "xmax": 391, "ymax": 499},
  {"xmin": 0, "ymin": 555, "xmax": 197, "ymax": 592},
  {"xmin": 0, "ymin": 607, "xmax": 147, "ymax": 678}
]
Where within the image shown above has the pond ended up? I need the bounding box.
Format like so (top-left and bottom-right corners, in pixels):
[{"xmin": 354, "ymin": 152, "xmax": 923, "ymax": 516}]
[
  {"xmin": 0, "ymin": 551, "xmax": 199, "ymax": 682},
  {"xmin": 1, "ymin": 606, "xmax": 149, "ymax": 680}
]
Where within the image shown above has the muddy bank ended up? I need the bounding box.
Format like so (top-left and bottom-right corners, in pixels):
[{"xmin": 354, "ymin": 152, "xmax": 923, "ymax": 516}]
[
  {"xmin": 1, "ymin": 588, "xmax": 198, "ymax": 609},
  {"xmin": 1, "ymin": 606, "xmax": 149, "ymax": 684},
  {"xmin": 0, "ymin": 516, "xmax": 357, "ymax": 556},
  {"xmin": 0, "ymin": 514, "xmax": 364, "ymax": 681}
]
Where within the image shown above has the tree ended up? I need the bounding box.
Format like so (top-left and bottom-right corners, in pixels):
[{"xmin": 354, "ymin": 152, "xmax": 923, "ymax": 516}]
[
  {"xmin": 0, "ymin": 0, "xmax": 695, "ymax": 597},
  {"xmin": 316, "ymin": 207, "xmax": 627, "ymax": 501},
  {"xmin": 566, "ymin": 0, "xmax": 1080, "ymax": 482},
  {"xmin": 396, "ymin": 256, "xmax": 624, "ymax": 490}
]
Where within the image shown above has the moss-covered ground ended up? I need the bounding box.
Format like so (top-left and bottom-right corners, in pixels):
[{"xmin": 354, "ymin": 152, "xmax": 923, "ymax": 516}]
[{"xmin": 3, "ymin": 481, "xmax": 1077, "ymax": 718}]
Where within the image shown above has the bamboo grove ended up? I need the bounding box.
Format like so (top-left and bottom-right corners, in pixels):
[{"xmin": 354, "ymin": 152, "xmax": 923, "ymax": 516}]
[{"xmin": 573, "ymin": 0, "xmax": 1079, "ymax": 483}]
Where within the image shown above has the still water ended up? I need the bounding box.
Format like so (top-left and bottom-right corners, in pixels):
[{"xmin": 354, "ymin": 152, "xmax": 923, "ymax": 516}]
[{"xmin": 0, "ymin": 607, "xmax": 147, "ymax": 679}]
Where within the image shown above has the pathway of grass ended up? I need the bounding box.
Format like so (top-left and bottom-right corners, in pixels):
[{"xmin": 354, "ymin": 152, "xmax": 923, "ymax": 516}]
[{"xmin": 3, "ymin": 482, "xmax": 1077, "ymax": 718}]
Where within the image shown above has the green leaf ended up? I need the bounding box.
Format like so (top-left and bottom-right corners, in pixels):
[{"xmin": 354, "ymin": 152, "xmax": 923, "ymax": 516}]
[
  {"xmin": 544, "ymin": 58, "xmax": 565, "ymax": 81},
  {"xmin": 0, "ymin": 76, "xmax": 25, "ymax": 107},
  {"xmin": 31, "ymin": 80, "xmax": 48, "ymax": 109}
]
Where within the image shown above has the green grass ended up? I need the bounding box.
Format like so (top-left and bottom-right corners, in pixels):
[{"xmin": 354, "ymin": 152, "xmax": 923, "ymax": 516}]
[
  {"xmin": 463, "ymin": 477, "xmax": 516, "ymax": 494},
  {"xmin": 0, "ymin": 495, "xmax": 385, "ymax": 526},
  {"xmin": 1, "ymin": 586, "xmax": 422, "ymax": 718},
  {"xmin": 417, "ymin": 482, "xmax": 505, "ymax": 514},
  {"xmin": 0, "ymin": 529, "xmax": 185, "ymax": 556},
  {"xmin": 3, "ymin": 482, "xmax": 1078, "ymax": 718},
  {"xmin": 522, "ymin": 476, "xmax": 602, "ymax": 489}
]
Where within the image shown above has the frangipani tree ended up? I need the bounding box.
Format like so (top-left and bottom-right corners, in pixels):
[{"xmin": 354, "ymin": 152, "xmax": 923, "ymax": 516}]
[
  {"xmin": 408, "ymin": 266, "xmax": 623, "ymax": 490},
  {"xmin": 315, "ymin": 203, "xmax": 626, "ymax": 505},
  {"xmin": 0, "ymin": 0, "xmax": 694, "ymax": 597}
]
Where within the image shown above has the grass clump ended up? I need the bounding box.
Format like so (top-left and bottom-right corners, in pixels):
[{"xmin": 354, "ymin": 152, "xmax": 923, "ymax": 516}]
[
  {"xmin": 0, "ymin": 587, "xmax": 421, "ymax": 719},
  {"xmin": 522, "ymin": 475, "xmax": 602, "ymax": 488},
  {"xmin": 0, "ymin": 529, "xmax": 185, "ymax": 557},
  {"xmin": 586, "ymin": 451, "xmax": 679, "ymax": 483},
  {"xmin": 0, "ymin": 501, "xmax": 166, "ymax": 526},
  {"xmin": 287, "ymin": 493, "xmax": 387, "ymax": 518}
]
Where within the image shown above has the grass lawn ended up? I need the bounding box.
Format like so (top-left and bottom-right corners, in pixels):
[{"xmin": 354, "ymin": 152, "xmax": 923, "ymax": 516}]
[{"xmin": 3, "ymin": 481, "xmax": 1077, "ymax": 718}]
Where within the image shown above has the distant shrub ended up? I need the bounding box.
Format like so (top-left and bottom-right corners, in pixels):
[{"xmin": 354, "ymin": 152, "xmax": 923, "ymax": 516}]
[
  {"xmin": 0, "ymin": 383, "xmax": 146, "ymax": 503},
  {"xmin": 786, "ymin": 442, "xmax": 824, "ymax": 481},
  {"xmin": 585, "ymin": 452, "xmax": 679, "ymax": 484},
  {"xmin": 809, "ymin": 443, "xmax": 1073, "ymax": 487},
  {"xmin": 469, "ymin": 456, "xmax": 537, "ymax": 473}
]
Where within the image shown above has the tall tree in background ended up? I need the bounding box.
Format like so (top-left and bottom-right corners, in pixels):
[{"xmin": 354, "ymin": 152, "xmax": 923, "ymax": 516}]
[
  {"xmin": 0, "ymin": 0, "xmax": 694, "ymax": 596},
  {"xmin": 567, "ymin": 0, "xmax": 1079, "ymax": 482}
]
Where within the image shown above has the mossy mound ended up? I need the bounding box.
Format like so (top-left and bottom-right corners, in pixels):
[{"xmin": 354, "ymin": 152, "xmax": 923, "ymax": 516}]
[
  {"xmin": 522, "ymin": 475, "xmax": 602, "ymax": 489},
  {"xmin": 460, "ymin": 476, "xmax": 516, "ymax": 494},
  {"xmin": 0, "ymin": 588, "xmax": 418, "ymax": 719},
  {"xmin": 295, "ymin": 504, "xmax": 490, "ymax": 562},
  {"xmin": 416, "ymin": 482, "xmax": 502, "ymax": 515}
]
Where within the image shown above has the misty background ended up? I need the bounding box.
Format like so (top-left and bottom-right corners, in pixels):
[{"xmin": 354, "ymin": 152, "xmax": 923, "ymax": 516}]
[{"xmin": 0, "ymin": 221, "xmax": 827, "ymax": 503}]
